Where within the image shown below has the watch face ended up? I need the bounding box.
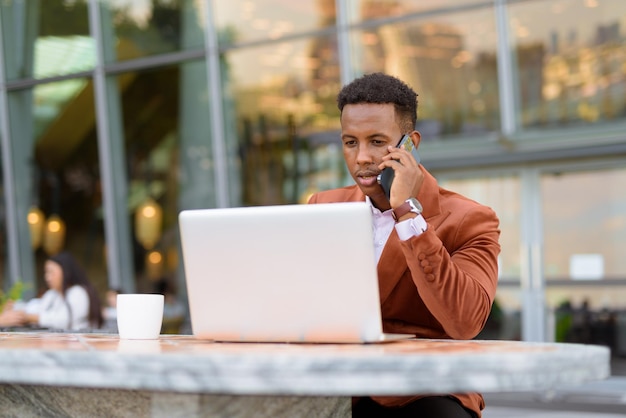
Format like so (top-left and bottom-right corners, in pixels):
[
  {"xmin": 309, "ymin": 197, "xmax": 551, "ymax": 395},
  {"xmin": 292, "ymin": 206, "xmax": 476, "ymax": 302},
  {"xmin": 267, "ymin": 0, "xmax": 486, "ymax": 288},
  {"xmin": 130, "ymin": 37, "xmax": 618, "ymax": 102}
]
[{"xmin": 408, "ymin": 197, "xmax": 423, "ymax": 214}]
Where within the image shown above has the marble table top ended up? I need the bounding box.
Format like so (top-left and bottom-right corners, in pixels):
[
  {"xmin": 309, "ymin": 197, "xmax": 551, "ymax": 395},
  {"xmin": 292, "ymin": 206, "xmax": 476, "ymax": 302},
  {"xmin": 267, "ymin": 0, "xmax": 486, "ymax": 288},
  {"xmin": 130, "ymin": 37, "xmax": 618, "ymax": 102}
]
[{"xmin": 0, "ymin": 332, "xmax": 610, "ymax": 396}]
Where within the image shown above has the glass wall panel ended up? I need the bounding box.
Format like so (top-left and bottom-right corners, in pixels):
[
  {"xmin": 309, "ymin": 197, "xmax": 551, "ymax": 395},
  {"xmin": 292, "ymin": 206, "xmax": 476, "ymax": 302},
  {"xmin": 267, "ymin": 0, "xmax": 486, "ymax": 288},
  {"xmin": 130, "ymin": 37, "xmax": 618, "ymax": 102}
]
[
  {"xmin": 510, "ymin": 0, "xmax": 626, "ymax": 129},
  {"xmin": 543, "ymin": 167, "xmax": 626, "ymax": 284},
  {"xmin": 348, "ymin": 0, "xmax": 487, "ymax": 22},
  {"xmin": 547, "ymin": 283, "xmax": 623, "ymax": 346},
  {"xmin": 351, "ymin": 6, "xmax": 500, "ymax": 140},
  {"xmin": 6, "ymin": 79, "xmax": 109, "ymax": 300},
  {"xmin": 546, "ymin": 285, "xmax": 625, "ymax": 313},
  {"xmin": 117, "ymin": 61, "xmax": 213, "ymax": 324},
  {"xmin": 222, "ymin": 36, "xmax": 345, "ymax": 206},
  {"xmin": 104, "ymin": 0, "xmax": 204, "ymax": 62},
  {"xmin": 542, "ymin": 167, "xmax": 626, "ymax": 347},
  {"xmin": 213, "ymin": 0, "xmax": 336, "ymax": 45},
  {"xmin": 0, "ymin": 0, "xmax": 94, "ymax": 81}
]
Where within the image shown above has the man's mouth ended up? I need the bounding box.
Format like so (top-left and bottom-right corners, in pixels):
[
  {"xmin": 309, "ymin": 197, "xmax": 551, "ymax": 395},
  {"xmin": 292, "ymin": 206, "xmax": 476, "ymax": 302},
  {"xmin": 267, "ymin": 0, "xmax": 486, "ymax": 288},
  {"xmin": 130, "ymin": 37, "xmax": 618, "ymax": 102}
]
[{"xmin": 356, "ymin": 172, "xmax": 380, "ymax": 187}]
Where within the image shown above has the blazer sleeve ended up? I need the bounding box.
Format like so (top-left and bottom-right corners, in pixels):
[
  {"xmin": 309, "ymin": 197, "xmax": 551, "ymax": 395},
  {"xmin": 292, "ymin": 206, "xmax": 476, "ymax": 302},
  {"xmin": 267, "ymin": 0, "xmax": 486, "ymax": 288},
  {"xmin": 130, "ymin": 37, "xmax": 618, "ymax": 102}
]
[{"xmin": 400, "ymin": 204, "xmax": 501, "ymax": 339}]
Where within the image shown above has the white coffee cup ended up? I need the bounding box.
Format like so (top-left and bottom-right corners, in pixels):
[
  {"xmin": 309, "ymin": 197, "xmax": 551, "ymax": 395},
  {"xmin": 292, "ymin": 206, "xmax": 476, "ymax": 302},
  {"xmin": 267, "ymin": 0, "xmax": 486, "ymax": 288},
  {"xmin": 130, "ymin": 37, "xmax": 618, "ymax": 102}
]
[{"xmin": 117, "ymin": 294, "xmax": 164, "ymax": 340}]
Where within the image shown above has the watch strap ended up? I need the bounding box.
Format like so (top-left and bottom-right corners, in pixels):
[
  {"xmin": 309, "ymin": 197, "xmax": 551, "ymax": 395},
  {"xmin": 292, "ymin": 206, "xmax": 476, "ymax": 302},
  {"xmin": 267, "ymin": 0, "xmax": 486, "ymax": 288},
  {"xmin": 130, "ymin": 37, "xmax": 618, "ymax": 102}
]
[
  {"xmin": 392, "ymin": 198, "xmax": 422, "ymax": 222},
  {"xmin": 392, "ymin": 201, "xmax": 412, "ymax": 222}
]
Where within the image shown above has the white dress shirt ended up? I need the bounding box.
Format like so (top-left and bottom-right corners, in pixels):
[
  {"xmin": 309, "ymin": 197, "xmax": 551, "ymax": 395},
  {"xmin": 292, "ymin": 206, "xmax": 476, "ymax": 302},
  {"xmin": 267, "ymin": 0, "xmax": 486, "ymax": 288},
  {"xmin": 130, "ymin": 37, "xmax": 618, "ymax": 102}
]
[
  {"xmin": 366, "ymin": 196, "xmax": 428, "ymax": 264},
  {"xmin": 37, "ymin": 285, "xmax": 91, "ymax": 330}
]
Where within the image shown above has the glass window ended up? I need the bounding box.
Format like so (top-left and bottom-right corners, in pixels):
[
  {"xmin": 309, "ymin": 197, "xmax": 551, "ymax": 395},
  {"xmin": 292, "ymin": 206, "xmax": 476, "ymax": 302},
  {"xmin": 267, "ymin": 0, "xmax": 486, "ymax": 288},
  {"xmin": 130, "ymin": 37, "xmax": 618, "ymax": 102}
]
[
  {"xmin": 117, "ymin": 61, "xmax": 213, "ymax": 301},
  {"xmin": 348, "ymin": 0, "xmax": 487, "ymax": 22},
  {"xmin": 0, "ymin": 0, "xmax": 94, "ymax": 81},
  {"xmin": 5, "ymin": 79, "xmax": 108, "ymax": 298},
  {"xmin": 103, "ymin": 0, "xmax": 204, "ymax": 62},
  {"xmin": 547, "ymin": 284, "xmax": 625, "ymax": 312},
  {"xmin": 542, "ymin": 165, "xmax": 626, "ymax": 348},
  {"xmin": 213, "ymin": 0, "xmax": 336, "ymax": 46},
  {"xmin": 542, "ymin": 166, "xmax": 626, "ymax": 347},
  {"xmin": 543, "ymin": 167, "xmax": 626, "ymax": 284},
  {"xmin": 222, "ymin": 36, "xmax": 346, "ymax": 206},
  {"xmin": 510, "ymin": 0, "xmax": 626, "ymax": 128},
  {"xmin": 351, "ymin": 6, "xmax": 500, "ymax": 140}
]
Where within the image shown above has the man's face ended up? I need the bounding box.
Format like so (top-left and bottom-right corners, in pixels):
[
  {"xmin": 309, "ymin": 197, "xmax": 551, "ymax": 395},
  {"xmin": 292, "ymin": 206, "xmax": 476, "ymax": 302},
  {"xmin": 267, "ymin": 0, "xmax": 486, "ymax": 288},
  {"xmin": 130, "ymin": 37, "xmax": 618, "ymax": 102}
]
[{"xmin": 340, "ymin": 103, "xmax": 402, "ymax": 198}]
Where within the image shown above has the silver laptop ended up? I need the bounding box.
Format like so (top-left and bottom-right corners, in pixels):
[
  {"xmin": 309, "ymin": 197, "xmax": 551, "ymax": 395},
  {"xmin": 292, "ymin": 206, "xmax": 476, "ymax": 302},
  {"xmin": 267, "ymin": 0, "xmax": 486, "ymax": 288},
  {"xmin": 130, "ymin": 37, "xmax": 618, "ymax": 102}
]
[{"xmin": 178, "ymin": 202, "xmax": 413, "ymax": 343}]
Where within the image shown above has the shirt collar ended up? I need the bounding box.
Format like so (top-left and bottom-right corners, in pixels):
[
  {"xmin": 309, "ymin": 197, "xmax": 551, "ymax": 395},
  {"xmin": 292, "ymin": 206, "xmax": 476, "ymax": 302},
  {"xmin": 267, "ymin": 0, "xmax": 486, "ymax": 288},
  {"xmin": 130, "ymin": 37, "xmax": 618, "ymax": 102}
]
[{"xmin": 365, "ymin": 195, "xmax": 393, "ymax": 217}]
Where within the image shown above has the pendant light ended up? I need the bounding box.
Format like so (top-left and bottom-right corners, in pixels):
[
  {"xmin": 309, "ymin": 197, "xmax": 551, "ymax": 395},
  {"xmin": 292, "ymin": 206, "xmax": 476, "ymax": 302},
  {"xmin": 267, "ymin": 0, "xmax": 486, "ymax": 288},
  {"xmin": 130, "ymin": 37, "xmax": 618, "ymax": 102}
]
[
  {"xmin": 135, "ymin": 197, "xmax": 163, "ymax": 250},
  {"xmin": 27, "ymin": 206, "xmax": 45, "ymax": 249},
  {"xmin": 43, "ymin": 214, "xmax": 66, "ymax": 255}
]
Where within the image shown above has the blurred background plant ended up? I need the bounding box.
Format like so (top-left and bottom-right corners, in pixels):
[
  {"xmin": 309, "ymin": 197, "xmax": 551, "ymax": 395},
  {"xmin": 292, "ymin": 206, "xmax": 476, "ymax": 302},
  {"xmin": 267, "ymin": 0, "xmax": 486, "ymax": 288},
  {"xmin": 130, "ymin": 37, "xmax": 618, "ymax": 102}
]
[{"xmin": 0, "ymin": 281, "xmax": 27, "ymax": 311}]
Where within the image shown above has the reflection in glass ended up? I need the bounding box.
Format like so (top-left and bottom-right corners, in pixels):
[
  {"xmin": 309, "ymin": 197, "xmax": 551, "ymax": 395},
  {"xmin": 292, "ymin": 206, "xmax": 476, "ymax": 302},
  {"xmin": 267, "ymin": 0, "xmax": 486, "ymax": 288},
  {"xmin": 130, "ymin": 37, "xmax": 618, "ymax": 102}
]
[
  {"xmin": 29, "ymin": 79, "xmax": 108, "ymax": 295},
  {"xmin": 542, "ymin": 167, "xmax": 626, "ymax": 326},
  {"xmin": 213, "ymin": 0, "xmax": 336, "ymax": 45},
  {"xmin": 0, "ymin": 0, "xmax": 94, "ymax": 81},
  {"xmin": 223, "ymin": 36, "xmax": 345, "ymax": 206},
  {"xmin": 348, "ymin": 0, "xmax": 486, "ymax": 23},
  {"xmin": 34, "ymin": 79, "xmax": 90, "ymax": 140},
  {"xmin": 351, "ymin": 7, "xmax": 499, "ymax": 140},
  {"xmin": 511, "ymin": 0, "xmax": 626, "ymax": 128},
  {"xmin": 117, "ymin": 61, "xmax": 213, "ymax": 293},
  {"xmin": 547, "ymin": 285, "xmax": 625, "ymax": 313},
  {"xmin": 543, "ymin": 168, "xmax": 626, "ymax": 282},
  {"xmin": 104, "ymin": 0, "xmax": 204, "ymax": 62},
  {"xmin": 119, "ymin": 66, "xmax": 180, "ymax": 289}
]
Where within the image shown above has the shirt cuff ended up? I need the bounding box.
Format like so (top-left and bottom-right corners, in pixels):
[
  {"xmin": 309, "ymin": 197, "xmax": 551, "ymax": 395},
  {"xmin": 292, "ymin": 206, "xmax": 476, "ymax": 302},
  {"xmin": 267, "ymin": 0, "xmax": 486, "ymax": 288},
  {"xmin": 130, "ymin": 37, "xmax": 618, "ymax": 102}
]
[{"xmin": 395, "ymin": 214, "xmax": 428, "ymax": 241}]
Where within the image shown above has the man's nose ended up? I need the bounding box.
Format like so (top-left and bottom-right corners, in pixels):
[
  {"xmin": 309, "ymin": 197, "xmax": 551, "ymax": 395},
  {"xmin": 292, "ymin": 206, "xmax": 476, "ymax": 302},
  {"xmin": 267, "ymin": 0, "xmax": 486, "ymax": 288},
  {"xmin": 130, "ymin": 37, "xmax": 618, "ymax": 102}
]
[{"xmin": 356, "ymin": 145, "xmax": 373, "ymax": 164}]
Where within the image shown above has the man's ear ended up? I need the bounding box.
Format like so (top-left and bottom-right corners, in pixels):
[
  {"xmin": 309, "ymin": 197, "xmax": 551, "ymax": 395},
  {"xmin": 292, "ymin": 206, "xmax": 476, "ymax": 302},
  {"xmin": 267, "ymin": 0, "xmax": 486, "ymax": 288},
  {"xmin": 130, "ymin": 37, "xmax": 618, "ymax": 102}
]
[{"xmin": 410, "ymin": 131, "xmax": 421, "ymax": 148}]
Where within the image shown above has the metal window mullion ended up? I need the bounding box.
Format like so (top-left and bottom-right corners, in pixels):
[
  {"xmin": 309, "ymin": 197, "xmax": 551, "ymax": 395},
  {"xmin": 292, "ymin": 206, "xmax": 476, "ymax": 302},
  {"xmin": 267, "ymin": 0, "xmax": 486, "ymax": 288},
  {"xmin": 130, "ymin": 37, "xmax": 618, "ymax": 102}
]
[
  {"xmin": 87, "ymin": 0, "xmax": 133, "ymax": 292},
  {"xmin": 495, "ymin": 0, "xmax": 517, "ymax": 136},
  {"xmin": 336, "ymin": 0, "xmax": 354, "ymax": 85},
  {"xmin": 204, "ymin": 1, "xmax": 229, "ymax": 208},
  {"xmin": 520, "ymin": 168, "xmax": 546, "ymax": 342},
  {"xmin": 0, "ymin": 7, "xmax": 21, "ymax": 288}
]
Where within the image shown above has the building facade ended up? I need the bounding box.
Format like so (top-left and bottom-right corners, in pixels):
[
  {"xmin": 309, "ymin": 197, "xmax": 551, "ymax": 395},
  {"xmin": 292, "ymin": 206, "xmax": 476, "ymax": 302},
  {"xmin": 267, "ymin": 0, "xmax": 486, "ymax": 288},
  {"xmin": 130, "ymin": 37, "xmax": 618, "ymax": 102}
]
[{"xmin": 0, "ymin": 0, "xmax": 625, "ymax": 342}]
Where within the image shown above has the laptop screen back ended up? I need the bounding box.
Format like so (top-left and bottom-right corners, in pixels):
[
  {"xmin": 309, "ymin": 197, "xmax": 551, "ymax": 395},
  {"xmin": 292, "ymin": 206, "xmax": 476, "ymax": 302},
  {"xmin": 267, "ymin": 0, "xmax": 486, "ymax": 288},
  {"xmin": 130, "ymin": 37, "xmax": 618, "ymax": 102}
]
[{"xmin": 178, "ymin": 202, "xmax": 384, "ymax": 343}]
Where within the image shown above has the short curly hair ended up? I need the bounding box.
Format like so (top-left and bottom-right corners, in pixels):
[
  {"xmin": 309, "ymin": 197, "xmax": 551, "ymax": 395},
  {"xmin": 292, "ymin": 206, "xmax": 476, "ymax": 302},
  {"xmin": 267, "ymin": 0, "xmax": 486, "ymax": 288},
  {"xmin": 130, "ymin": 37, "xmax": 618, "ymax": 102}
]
[{"xmin": 337, "ymin": 73, "xmax": 418, "ymax": 133}]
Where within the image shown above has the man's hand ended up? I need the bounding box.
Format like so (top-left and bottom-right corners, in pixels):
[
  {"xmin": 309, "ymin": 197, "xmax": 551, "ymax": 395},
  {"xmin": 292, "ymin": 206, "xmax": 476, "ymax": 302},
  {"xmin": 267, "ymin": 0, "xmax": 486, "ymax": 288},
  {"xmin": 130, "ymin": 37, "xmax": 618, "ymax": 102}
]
[{"xmin": 379, "ymin": 144, "xmax": 424, "ymax": 209}]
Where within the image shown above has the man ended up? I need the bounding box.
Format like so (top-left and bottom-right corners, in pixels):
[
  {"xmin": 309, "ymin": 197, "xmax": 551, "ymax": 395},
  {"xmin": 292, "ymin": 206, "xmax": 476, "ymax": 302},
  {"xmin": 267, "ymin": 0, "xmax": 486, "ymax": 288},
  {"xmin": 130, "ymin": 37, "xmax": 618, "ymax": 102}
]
[{"xmin": 308, "ymin": 73, "xmax": 501, "ymax": 417}]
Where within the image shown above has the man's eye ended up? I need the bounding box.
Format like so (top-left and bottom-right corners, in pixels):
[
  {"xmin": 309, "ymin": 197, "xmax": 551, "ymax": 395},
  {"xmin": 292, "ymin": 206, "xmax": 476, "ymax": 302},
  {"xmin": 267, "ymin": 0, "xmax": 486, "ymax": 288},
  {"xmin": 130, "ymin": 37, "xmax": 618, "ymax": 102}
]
[{"xmin": 343, "ymin": 141, "xmax": 356, "ymax": 147}]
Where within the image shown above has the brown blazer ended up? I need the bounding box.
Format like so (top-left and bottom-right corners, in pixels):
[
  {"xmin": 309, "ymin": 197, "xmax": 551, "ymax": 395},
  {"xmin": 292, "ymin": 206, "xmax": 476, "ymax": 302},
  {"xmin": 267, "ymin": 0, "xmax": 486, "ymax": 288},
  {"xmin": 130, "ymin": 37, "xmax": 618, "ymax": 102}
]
[{"xmin": 308, "ymin": 166, "xmax": 501, "ymax": 417}]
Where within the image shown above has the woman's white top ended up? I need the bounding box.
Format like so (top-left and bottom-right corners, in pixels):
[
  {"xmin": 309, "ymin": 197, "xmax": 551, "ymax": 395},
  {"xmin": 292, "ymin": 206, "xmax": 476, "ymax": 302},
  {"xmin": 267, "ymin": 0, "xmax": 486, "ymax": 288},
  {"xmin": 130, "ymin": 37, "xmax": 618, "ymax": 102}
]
[{"xmin": 37, "ymin": 285, "xmax": 91, "ymax": 331}]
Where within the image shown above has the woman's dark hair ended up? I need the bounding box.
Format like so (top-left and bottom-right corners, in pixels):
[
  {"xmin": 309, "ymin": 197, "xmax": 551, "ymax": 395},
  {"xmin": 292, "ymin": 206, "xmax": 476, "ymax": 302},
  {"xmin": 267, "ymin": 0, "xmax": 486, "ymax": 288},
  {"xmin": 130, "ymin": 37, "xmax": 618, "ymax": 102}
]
[
  {"xmin": 337, "ymin": 72, "xmax": 419, "ymax": 133},
  {"xmin": 49, "ymin": 251, "xmax": 104, "ymax": 328}
]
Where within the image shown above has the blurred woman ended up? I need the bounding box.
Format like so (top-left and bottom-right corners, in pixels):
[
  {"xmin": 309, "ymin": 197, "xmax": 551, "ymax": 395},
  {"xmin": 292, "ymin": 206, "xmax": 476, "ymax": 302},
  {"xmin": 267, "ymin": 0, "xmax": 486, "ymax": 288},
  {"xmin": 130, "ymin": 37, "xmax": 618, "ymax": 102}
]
[{"xmin": 25, "ymin": 251, "xmax": 103, "ymax": 331}]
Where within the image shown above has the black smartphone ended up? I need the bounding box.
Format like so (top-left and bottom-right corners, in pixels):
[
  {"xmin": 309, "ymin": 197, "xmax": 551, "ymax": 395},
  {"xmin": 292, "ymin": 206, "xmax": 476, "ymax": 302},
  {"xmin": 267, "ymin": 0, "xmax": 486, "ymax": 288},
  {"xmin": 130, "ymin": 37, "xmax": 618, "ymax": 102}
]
[{"xmin": 377, "ymin": 134, "xmax": 421, "ymax": 200}]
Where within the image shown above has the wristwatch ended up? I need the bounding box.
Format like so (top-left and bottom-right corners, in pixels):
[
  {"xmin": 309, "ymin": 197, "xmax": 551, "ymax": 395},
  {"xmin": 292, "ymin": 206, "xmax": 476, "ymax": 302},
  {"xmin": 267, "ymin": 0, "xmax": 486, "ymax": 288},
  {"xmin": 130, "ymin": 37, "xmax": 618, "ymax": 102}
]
[{"xmin": 392, "ymin": 197, "xmax": 423, "ymax": 222}]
